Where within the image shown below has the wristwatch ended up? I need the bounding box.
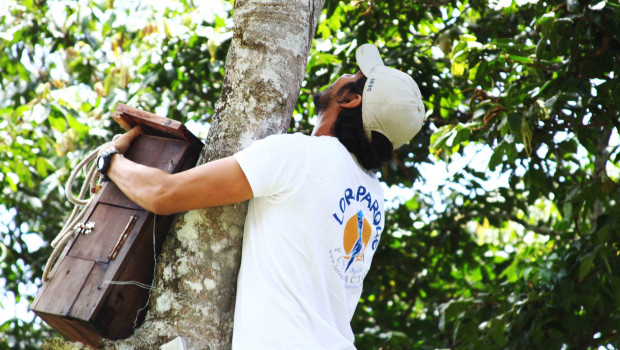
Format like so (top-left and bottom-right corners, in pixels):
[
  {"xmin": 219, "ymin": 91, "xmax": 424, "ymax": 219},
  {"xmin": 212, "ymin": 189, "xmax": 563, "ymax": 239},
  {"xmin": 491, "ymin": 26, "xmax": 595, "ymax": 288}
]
[{"xmin": 97, "ymin": 148, "xmax": 119, "ymax": 182}]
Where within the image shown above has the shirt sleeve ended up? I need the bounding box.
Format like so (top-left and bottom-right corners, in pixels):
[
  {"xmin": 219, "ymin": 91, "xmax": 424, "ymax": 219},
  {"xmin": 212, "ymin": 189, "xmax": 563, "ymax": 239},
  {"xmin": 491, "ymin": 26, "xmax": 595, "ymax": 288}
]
[{"xmin": 233, "ymin": 133, "xmax": 310, "ymax": 199}]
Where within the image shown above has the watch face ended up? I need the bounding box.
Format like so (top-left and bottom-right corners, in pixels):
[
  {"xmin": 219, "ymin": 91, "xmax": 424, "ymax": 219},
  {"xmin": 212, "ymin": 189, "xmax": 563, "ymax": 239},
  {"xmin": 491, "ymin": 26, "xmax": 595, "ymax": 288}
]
[{"xmin": 97, "ymin": 155, "xmax": 105, "ymax": 170}]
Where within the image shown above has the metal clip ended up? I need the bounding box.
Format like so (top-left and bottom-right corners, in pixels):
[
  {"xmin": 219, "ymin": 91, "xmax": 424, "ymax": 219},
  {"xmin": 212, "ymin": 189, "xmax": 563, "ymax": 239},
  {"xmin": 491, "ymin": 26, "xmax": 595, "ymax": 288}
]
[
  {"xmin": 76, "ymin": 221, "xmax": 96, "ymax": 235},
  {"xmin": 108, "ymin": 215, "xmax": 138, "ymax": 260}
]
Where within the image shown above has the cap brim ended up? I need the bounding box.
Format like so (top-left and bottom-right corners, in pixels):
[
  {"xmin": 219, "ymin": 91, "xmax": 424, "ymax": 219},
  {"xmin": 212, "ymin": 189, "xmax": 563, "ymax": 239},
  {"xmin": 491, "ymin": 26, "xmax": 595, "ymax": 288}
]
[{"xmin": 356, "ymin": 44, "xmax": 384, "ymax": 76}]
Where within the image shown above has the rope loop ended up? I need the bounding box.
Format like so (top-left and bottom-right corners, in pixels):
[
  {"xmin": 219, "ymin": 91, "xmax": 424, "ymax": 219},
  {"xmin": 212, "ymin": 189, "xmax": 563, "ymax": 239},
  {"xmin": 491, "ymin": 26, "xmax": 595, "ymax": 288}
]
[{"xmin": 43, "ymin": 142, "xmax": 113, "ymax": 281}]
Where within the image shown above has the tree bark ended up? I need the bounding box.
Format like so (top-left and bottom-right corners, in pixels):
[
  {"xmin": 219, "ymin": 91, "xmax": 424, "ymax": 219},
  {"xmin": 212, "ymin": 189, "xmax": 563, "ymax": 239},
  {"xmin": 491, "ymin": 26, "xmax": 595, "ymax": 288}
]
[{"xmin": 107, "ymin": 0, "xmax": 324, "ymax": 348}]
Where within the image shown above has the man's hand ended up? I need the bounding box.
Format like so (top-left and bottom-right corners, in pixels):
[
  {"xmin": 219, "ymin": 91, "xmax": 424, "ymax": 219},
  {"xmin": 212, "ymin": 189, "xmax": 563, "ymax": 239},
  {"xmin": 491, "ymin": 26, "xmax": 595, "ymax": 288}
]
[{"xmin": 98, "ymin": 126, "xmax": 142, "ymax": 155}]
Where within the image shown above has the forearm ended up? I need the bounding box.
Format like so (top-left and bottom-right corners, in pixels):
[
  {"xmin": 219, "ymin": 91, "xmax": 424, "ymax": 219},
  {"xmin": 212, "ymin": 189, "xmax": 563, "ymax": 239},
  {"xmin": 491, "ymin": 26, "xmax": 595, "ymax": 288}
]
[
  {"xmin": 106, "ymin": 154, "xmax": 173, "ymax": 214},
  {"xmin": 105, "ymin": 154, "xmax": 253, "ymax": 215}
]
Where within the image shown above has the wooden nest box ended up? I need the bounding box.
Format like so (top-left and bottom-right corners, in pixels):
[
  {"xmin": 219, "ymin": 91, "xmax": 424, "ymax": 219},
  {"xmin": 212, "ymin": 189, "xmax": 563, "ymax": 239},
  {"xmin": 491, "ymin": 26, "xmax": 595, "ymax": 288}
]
[{"xmin": 31, "ymin": 104, "xmax": 204, "ymax": 347}]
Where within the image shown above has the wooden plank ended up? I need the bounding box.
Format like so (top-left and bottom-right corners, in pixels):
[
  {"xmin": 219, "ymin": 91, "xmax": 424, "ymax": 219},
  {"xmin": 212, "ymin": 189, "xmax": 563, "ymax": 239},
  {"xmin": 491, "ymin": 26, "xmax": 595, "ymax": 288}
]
[
  {"xmin": 69, "ymin": 211, "xmax": 153, "ymax": 339},
  {"xmin": 30, "ymin": 256, "xmax": 94, "ymax": 317},
  {"xmin": 128, "ymin": 135, "xmax": 187, "ymax": 170},
  {"xmin": 31, "ymin": 200, "xmax": 100, "ymax": 310},
  {"xmin": 112, "ymin": 103, "xmax": 184, "ymax": 137},
  {"xmin": 68, "ymin": 262, "xmax": 109, "ymax": 322},
  {"xmin": 112, "ymin": 103, "xmax": 203, "ymax": 154},
  {"xmin": 92, "ymin": 215, "xmax": 159, "ymax": 339},
  {"xmin": 37, "ymin": 313, "xmax": 95, "ymax": 347},
  {"xmin": 67, "ymin": 204, "xmax": 141, "ymax": 264},
  {"xmin": 178, "ymin": 139, "xmax": 202, "ymax": 174},
  {"xmin": 93, "ymin": 257, "xmax": 155, "ymax": 339},
  {"xmin": 38, "ymin": 313, "xmax": 102, "ymax": 348}
]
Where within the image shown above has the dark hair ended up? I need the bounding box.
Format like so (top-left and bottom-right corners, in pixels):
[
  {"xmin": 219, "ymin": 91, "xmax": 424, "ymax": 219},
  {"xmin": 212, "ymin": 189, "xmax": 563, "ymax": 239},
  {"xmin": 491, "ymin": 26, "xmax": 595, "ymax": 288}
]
[{"xmin": 332, "ymin": 76, "xmax": 393, "ymax": 170}]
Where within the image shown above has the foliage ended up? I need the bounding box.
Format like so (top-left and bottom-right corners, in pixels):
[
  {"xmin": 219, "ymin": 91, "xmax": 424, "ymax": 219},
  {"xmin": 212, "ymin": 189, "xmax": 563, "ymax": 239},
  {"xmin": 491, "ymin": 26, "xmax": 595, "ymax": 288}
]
[
  {"xmin": 316, "ymin": 0, "xmax": 620, "ymax": 349},
  {"xmin": 2, "ymin": 0, "xmax": 619, "ymax": 349},
  {"xmin": 0, "ymin": 0, "xmax": 232, "ymax": 346}
]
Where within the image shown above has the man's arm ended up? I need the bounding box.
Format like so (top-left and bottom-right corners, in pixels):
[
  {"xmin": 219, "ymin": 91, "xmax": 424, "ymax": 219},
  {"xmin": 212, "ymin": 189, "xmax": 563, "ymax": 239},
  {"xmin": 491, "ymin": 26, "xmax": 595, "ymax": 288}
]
[{"xmin": 102, "ymin": 127, "xmax": 254, "ymax": 215}]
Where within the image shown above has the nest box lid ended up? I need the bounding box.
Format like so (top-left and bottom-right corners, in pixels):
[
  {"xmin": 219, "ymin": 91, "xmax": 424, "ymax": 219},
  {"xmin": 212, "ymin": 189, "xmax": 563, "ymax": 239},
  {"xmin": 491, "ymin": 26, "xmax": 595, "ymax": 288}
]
[{"xmin": 112, "ymin": 103, "xmax": 204, "ymax": 154}]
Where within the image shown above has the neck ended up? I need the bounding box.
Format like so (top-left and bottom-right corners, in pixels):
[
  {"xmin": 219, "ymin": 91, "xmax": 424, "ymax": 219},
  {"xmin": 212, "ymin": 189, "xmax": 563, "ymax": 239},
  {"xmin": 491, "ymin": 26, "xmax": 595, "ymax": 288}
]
[{"xmin": 311, "ymin": 108, "xmax": 339, "ymax": 137}]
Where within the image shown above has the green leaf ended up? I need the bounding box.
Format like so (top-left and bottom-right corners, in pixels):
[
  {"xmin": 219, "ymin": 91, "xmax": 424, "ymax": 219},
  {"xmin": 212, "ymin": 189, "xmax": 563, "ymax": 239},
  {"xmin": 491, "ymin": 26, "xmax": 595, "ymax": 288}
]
[
  {"xmin": 538, "ymin": 12, "xmax": 556, "ymax": 25},
  {"xmin": 553, "ymin": 220, "xmax": 570, "ymax": 231},
  {"xmin": 451, "ymin": 60, "xmax": 466, "ymax": 77},
  {"xmin": 507, "ymin": 114, "xmax": 521, "ymax": 134},
  {"xmin": 430, "ymin": 125, "xmax": 454, "ymax": 152},
  {"xmin": 489, "ymin": 317, "xmax": 507, "ymax": 346},
  {"xmin": 66, "ymin": 113, "xmax": 89, "ymax": 135},
  {"xmin": 48, "ymin": 109, "xmax": 67, "ymax": 132},
  {"xmin": 452, "ymin": 48, "xmax": 470, "ymax": 64},
  {"xmin": 488, "ymin": 142, "xmax": 506, "ymax": 171},
  {"xmin": 5, "ymin": 172, "xmax": 19, "ymax": 191},
  {"xmin": 460, "ymin": 34, "xmax": 477, "ymax": 42},
  {"xmin": 439, "ymin": 300, "xmax": 469, "ymax": 331},
  {"xmin": 405, "ymin": 196, "xmax": 419, "ymax": 211},
  {"xmin": 508, "ymin": 54, "xmax": 533, "ymax": 64},
  {"xmin": 600, "ymin": 250, "xmax": 612, "ymax": 274},
  {"xmin": 35, "ymin": 157, "xmax": 51, "ymax": 177},
  {"xmin": 578, "ymin": 254, "xmax": 595, "ymax": 281}
]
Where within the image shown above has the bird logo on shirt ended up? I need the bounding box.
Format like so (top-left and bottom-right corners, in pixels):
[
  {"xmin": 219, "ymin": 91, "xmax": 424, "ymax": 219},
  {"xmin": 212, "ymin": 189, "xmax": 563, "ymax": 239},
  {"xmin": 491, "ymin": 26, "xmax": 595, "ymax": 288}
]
[{"xmin": 343, "ymin": 210, "xmax": 371, "ymax": 272}]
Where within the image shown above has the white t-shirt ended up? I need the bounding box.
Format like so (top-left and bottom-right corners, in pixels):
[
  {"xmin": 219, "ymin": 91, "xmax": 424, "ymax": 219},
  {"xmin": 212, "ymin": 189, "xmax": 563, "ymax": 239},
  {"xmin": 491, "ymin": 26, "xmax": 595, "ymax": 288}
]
[{"xmin": 232, "ymin": 133, "xmax": 385, "ymax": 349}]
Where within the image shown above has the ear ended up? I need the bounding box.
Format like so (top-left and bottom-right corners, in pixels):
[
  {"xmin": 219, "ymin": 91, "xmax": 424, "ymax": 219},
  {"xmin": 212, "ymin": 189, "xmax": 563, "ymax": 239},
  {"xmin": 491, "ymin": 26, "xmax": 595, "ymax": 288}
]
[{"xmin": 338, "ymin": 93, "xmax": 362, "ymax": 109}]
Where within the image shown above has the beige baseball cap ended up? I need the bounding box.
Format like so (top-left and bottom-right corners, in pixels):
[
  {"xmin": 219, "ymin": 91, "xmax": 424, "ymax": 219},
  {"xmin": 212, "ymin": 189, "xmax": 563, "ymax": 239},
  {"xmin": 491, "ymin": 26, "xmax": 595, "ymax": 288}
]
[{"xmin": 356, "ymin": 44, "xmax": 425, "ymax": 149}]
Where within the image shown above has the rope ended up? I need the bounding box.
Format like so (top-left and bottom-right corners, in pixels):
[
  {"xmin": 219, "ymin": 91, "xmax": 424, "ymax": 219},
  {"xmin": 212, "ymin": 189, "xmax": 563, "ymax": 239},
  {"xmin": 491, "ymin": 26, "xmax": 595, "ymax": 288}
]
[{"xmin": 43, "ymin": 139, "xmax": 119, "ymax": 281}]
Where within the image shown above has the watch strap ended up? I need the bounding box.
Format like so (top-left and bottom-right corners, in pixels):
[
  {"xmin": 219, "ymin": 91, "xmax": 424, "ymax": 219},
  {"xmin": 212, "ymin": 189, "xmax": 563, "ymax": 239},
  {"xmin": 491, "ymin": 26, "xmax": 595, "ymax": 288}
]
[{"xmin": 97, "ymin": 148, "xmax": 119, "ymax": 182}]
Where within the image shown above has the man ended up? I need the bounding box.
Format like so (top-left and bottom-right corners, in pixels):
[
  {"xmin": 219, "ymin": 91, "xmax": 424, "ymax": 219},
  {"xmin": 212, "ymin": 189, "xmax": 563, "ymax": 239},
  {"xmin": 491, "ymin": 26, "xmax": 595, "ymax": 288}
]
[{"xmin": 96, "ymin": 44, "xmax": 424, "ymax": 348}]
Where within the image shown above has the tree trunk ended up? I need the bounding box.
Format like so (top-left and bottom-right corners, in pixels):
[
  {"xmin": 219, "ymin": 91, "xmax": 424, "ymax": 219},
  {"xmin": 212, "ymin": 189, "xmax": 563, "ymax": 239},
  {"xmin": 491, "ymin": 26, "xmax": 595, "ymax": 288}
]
[{"xmin": 107, "ymin": 0, "xmax": 325, "ymax": 348}]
